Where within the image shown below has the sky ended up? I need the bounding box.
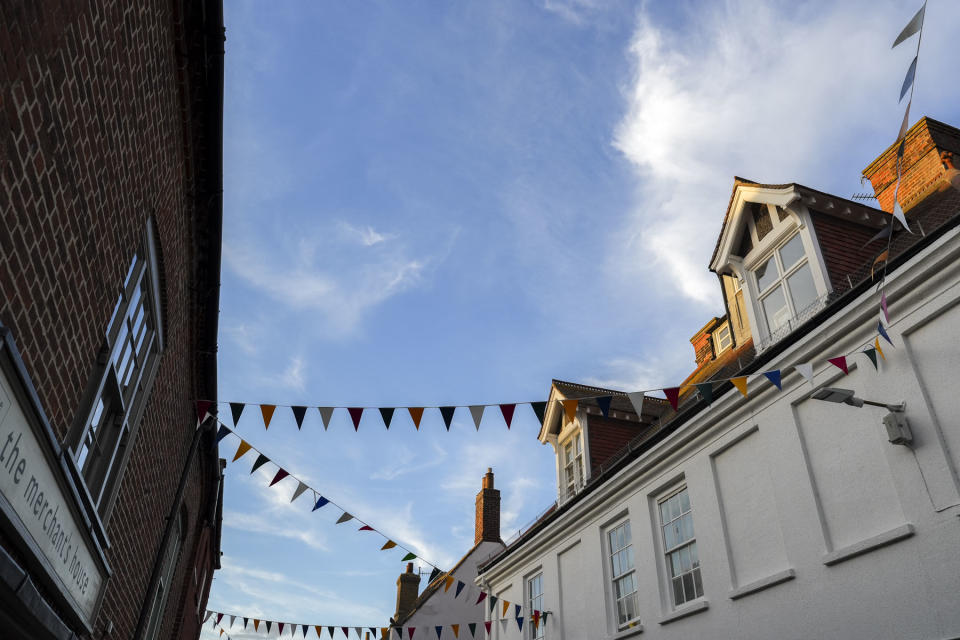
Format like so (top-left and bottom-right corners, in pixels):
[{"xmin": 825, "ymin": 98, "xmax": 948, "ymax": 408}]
[{"xmin": 202, "ymin": 1, "xmax": 960, "ymax": 637}]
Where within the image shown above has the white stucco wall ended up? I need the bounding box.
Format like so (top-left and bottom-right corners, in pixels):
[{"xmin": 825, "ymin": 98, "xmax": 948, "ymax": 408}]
[
  {"xmin": 475, "ymin": 224, "xmax": 960, "ymax": 640},
  {"xmin": 401, "ymin": 540, "xmax": 504, "ymax": 638}
]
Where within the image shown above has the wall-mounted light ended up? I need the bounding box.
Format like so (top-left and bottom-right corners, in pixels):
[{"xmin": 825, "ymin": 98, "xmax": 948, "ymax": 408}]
[{"xmin": 811, "ymin": 387, "xmax": 912, "ymax": 445}]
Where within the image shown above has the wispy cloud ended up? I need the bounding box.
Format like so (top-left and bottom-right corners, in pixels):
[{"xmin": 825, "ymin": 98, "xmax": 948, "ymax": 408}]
[
  {"xmin": 339, "ymin": 221, "xmax": 395, "ymax": 247},
  {"xmin": 223, "ymin": 509, "xmax": 329, "ymax": 552}
]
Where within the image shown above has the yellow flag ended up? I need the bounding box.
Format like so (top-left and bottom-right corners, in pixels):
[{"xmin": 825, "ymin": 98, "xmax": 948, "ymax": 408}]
[
  {"xmin": 219, "ymin": 631, "xmax": 224, "ymax": 637},
  {"xmin": 408, "ymin": 407, "xmax": 424, "ymax": 430},
  {"xmin": 444, "ymin": 575, "xmax": 455, "ymax": 592},
  {"xmin": 502, "ymin": 601, "xmax": 510, "ymax": 617},
  {"xmin": 232, "ymin": 440, "xmax": 252, "ymax": 462},
  {"xmin": 875, "ymin": 337, "xmax": 886, "ymax": 360},
  {"xmin": 260, "ymin": 404, "xmax": 276, "ymax": 429},
  {"xmin": 381, "ymin": 540, "xmax": 397, "ymax": 550},
  {"xmin": 451, "ymin": 624, "xmax": 460, "ymax": 638},
  {"xmin": 732, "ymin": 377, "xmax": 748, "ymax": 397},
  {"xmin": 253, "ymin": 620, "xmax": 260, "ymax": 631},
  {"xmin": 381, "ymin": 628, "xmax": 389, "ymax": 639},
  {"xmin": 561, "ymin": 399, "xmax": 578, "ymax": 422}
]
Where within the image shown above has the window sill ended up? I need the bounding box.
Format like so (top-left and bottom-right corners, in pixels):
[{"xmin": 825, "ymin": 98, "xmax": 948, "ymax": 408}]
[
  {"xmin": 608, "ymin": 623, "xmax": 644, "ymax": 639},
  {"xmin": 728, "ymin": 568, "xmax": 795, "ymax": 600},
  {"xmin": 658, "ymin": 599, "xmax": 709, "ymax": 625},
  {"xmin": 822, "ymin": 523, "xmax": 915, "ymax": 566}
]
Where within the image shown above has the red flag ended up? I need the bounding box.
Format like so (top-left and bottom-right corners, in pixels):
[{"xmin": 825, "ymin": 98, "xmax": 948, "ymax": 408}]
[
  {"xmin": 348, "ymin": 408, "xmax": 364, "ymax": 431},
  {"xmin": 269, "ymin": 469, "xmax": 289, "ymax": 486},
  {"xmin": 499, "ymin": 404, "xmax": 516, "ymax": 428},
  {"xmin": 476, "ymin": 592, "xmax": 487, "ymax": 604},
  {"xmin": 827, "ymin": 356, "xmax": 849, "ymax": 375},
  {"xmin": 196, "ymin": 400, "xmax": 212, "ymax": 423},
  {"xmin": 407, "ymin": 629, "xmax": 416, "ymax": 639},
  {"xmin": 484, "ymin": 622, "xmax": 492, "ymax": 635},
  {"xmin": 664, "ymin": 387, "xmax": 680, "ymax": 411},
  {"xmin": 359, "ymin": 525, "xmax": 374, "ymax": 531}
]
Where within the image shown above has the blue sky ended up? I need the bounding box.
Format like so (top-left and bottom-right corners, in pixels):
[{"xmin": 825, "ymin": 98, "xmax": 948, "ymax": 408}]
[{"xmin": 202, "ymin": 1, "xmax": 960, "ymax": 636}]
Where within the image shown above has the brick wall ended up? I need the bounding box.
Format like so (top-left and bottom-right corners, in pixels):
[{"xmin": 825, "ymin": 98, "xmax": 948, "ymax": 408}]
[
  {"xmin": 586, "ymin": 416, "xmax": 648, "ymax": 476},
  {"xmin": 0, "ymin": 2, "xmax": 219, "ymax": 638},
  {"xmin": 809, "ymin": 211, "xmax": 882, "ymax": 292}
]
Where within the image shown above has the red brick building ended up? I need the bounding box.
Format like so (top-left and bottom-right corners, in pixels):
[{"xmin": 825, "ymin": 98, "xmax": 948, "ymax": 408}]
[{"xmin": 0, "ymin": 1, "xmax": 224, "ymax": 639}]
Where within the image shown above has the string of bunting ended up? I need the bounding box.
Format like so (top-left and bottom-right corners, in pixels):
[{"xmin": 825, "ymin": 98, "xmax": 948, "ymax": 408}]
[
  {"xmin": 203, "ymin": 605, "xmax": 549, "ymax": 639},
  {"xmin": 198, "ymin": 325, "xmax": 896, "ymax": 434}
]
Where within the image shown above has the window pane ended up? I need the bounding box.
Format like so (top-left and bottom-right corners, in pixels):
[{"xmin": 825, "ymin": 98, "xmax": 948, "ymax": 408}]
[
  {"xmin": 755, "ymin": 255, "xmax": 779, "ymax": 291},
  {"xmin": 682, "ymin": 573, "xmax": 695, "ymax": 602},
  {"xmin": 623, "ymin": 521, "xmax": 631, "ymax": 545},
  {"xmin": 672, "ymin": 577, "xmax": 684, "ymax": 605},
  {"xmin": 664, "ymin": 523, "xmax": 676, "ymax": 550},
  {"xmin": 787, "ymin": 263, "xmax": 818, "ymax": 314},
  {"xmin": 779, "ymin": 233, "xmax": 805, "ymax": 269},
  {"xmin": 679, "ymin": 489, "xmax": 690, "ymax": 513},
  {"xmin": 679, "ymin": 546, "xmax": 691, "ymax": 572},
  {"xmin": 693, "ymin": 567, "xmax": 703, "ymax": 598},
  {"xmin": 761, "ymin": 285, "xmax": 790, "ymax": 333},
  {"xmin": 626, "ymin": 545, "xmax": 634, "ymax": 571}
]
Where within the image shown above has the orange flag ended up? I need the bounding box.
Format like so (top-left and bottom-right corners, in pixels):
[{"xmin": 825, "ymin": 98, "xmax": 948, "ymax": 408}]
[
  {"xmin": 502, "ymin": 601, "xmax": 510, "ymax": 617},
  {"xmin": 444, "ymin": 575, "xmax": 455, "ymax": 592},
  {"xmin": 561, "ymin": 399, "xmax": 578, "ymax": 422},
  {"xmin": 408, "ymin": 407, "xmax": 424, "ymax": 430},
  {"xmin": 381, "ymin": 540, "xmax": 397, "ymax": 550},
  {"xmin": 260, "ymin": 404, "xmax": 276, "ymax": 429},
  {"xmin": 253, "ymin": 619, "xmax": 260, "ymax": 632},
  {"xmin": 732, "ymin": 377, "xmax": 748, "ymax": 397},
  {"xmin": 232, "ymin": 440, "xmax": 252, "ymax": 462},
  {"xmin": 875, "ymin": 337, "xmax": 886, "ymax": 360},
  {"xmin": 316, "ymin": 627, "xmax": 324, "ymax": 638},
  {"xmin": 451, "ymin": 624, "xmax": 460, "ymax": 638}
]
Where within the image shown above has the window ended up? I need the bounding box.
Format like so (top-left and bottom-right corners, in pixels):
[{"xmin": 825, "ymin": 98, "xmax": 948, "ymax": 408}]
[
  {"xmin": 562, "ymin": 434, "xmax": 584, "ymax": 500},
  {"xmin": 658, "ymin": 487, "xmax": 703, "ymax": 607},
  {"xmin": 713, "ymin": 323, "xmax": 732, "ymax": 354},
  {"xmin": 608, "ymin": 520, "xmax": 640, "ymax": 629},
  {"xmin": 145, "ymin": 509, "xmax": 186, "ymax": 640},
  {"xmin": 72, "ymin": 222, "xmax": 164, "ymax": 518},
  {"xmin": 527, "ymin": 572, "xmax": 544, "ymax": 639},
  {"xmin": 751, "ymin": 233, "xmax": 818, "ymax": 337}
]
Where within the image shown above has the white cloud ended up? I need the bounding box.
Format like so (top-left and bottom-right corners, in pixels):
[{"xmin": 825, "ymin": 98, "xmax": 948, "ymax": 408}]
[
  {"xmin": 609, "ymin": 0, "xmax": 955, "ymax": 305},
  {"xmin": 280, "ymin": 356, "xmax": 306, "ymax": 392},
  {"xmin": 223, "ymin": 509, "xmax": 329, "ymax": 552},
  {"xmin": 339, "ymin": 221, "xmax": 395, "ymax": 247}
]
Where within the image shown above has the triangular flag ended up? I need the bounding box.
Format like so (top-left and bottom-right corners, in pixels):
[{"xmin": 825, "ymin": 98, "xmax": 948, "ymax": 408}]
[
  {"xmin": 795, "ymin": 363, "xmax": 815, "ymax": 388},
  {"xmin": 875, "ymin": 337, "xmax": 886, "ymax": 360},
  {"xmin": 467, "ymin": 623, "xmax": 477, "ymax": 638},
  {"xmin": 488, "ymin": 595, "xmax": 497, "ymax": 612},
  {"xmin": 900, "ymin": 56, "xmax": 918, "ymax": 102},
  {"xmin": 483, "ymin": 622, "xmax": 491, "ymax": 636},
  {"xmin": 435, "ymin": 627, "xmax": 442, "ymax": 640},
  {"xmin": 444, "ymin": 575, "xmax": 454, "ymax": 592},
  {"xmin": 260, "ymin": 404, "xmax": 276, "ymax": 429},
  {"xmin": 395, "ymin": 629, "xmax": 403, "ymax": 639},
  {"xmin": 863, "ymin": 348, "xmax": 879, "ymax": 370},
  {"xmin": 533, "ymin": 611, "xmax": 540, "ymax": 629},
  {"xmin": 627, "ymin": 391, "xmax": 645, "ymax": 416},
  {"xmin": 318, "ymin": 407, "xmax": 335, "ymax": 430},
  {"xmin": 342, "ymin": 628, "xmax": 349, "ymax": 638},
  {"xmin": 455, "ymin": 581, "xmax": 465, "ymax": 598},
  {"xmin": 429, "ymin": 567, "xmax": 440, "ymax": 583},
  {"xmin": 253, "ymin": 620, "xmax": 260, "ymax": 632},
  {"xmin": 499, "ymin": 404, "xmax": 516, "ymax": 428},
  {"xmin": 401, "ymin": 552, "xmax": 417, "ymax": 561},
  {"xmin": 269, "ymin": 469, "xmax": 290, "ymax": 486},
  {"xmin": 451, "ymin": 624, "xmax": 459, "ymax": 638},
  {"xmin": 203, "ymin": 611, "xmax": 214, "ymax": 623},
  {"xmin": 530, "ymin": 401, "xmax": 546, "ymax": 425},
  {"xmin": 763, "ymin": 370, "xmax": 782, "ymax": 390},
  {"xmin": 279, "ymin": 623, "xmax": 286, "ymax": 634},
  {"xmin": 596, "ymin": 396, "xmax": 612, "ymax": 418},
  {"xmin": 469, "ymin": 405, "xmax": 485, "ymax": 430},
  {"xmin": 893, "ymin": 4, "xmax": 926, "ymax": 48},
  {"xmin": 516, "ymin": 618, "xmax": 523, "ymax": 632},
  {"xmin": 348, "ymin": 407, "xmax": 364, "ymax": 431},
  {"xmin": 476, "ymin": 592, "xmax": 487, "ymax": 604},
  {"xmin": 219, "ymin": 631, "xmax": 223, "ymax": 637},
  {"xmin": 289, "ymin": 406, "xmax": 307, "ymax": 430},
  {"xmin": 380, "ymin": 408, "xmax": 395, "ymax": 429},
  {"xmin": 382, "ymin": 540, "xmax": 397, "ymax": 550},
  {"xmin": 336, "ymin": 512, "xmax": 353, "ymax": 524},
  {"xmin": 872, "ymin": 249, "xmax": 890, "ymax": 278},
  {"xmin": 878, "ymin": 321, "xmax": 894, "ymax": 346},
  {"xmin": 250, "ymin": 454, "xmax": 270, "ymax": 474},
  {"xmin": 408, "ymin": 407, "xmax": 424, "ymax": 430},
  {"xmin": 439, "ymin": 406, "xmax": 456, "ymax": 430},
  {"xmin": 561, "ymin": 399, "xmax": 578, "ymax": 422},
  {"xmin": 892, "ymin": 199, "xmax": 911, "ymax": 233},
  {"xmin": 827, "ymin": 356, "xmax": 849, "ymax": 375},
  {"xmin": 244, "ymin": 617, "xmax": 249, "ymax": 629},
  {"xmin": 359, "ymin": 525, "xmax": 374, "ymax": 531},
  {"xmin": 499, "ymin": 620, "xmax": 508, "ymax": 632},
  {"xmin": 313, "ymin": 496, "xmax": 330, "ymax": 511},
  {"xmin": 356, "ymin": 628, "xmax": 362, "ymax": 638},
  {"xmin": 216, "ymin": 425, "xmax": 230, "ymax": 442},
  {"xmin": 407, "ymin": 629, "xmax": 415, "ymax": 640},
  {"xmin": 303, "ymin": 625, "xmax": 310, "ymax": 637},
  {"xmin": 291, "ymin": 481, "xmax": 309, "ymax": 503},
  {"xmin": 695, "ymin": 383, "xmax": 713, "ymax": 405},
  {"xmin": 216, "ymin": 613, "xmax": 224, "ymax": 624},
  {"xmin": 663, "ymin": 387, "xmax": 680, "ymax": 411},
  {"xmin": 515, "ymin": 605, "xmax": 521, "ymax": 618},
  {"xmin": 266, "ymin": 621, "xmax": 273, "ymax": 634},
  {"xmin": 501, "ymin": 601, "xmax": 509, "ymax": 617},
  {"xmin": 196, "ymin": 400, "xmax": 212, "ymax": 423},
  {"xmin": 880, "ymin": 291, "xmax": 890, "ymax": 323},
  {"xmin": 898, "ymin": 101, "xmax": 912, "ymax": 141},
  {"xmin": 328, "ymin": 627, "xmax": 335, "ymax": 638},
  {"xmin": 731, "ymin": 377, "xmax": 748, "ymax": 397}
]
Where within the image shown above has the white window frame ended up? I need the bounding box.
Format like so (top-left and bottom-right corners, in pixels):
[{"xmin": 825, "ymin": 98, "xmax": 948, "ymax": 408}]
[
  {"xmin": 657, "ymin": 486, "xmax": 703, "ymax": 608},
  {"xmin": 560, "ymin": 432, "xmax": 584, "ymax": 501},
  {"xmin": 526, "ymin": 571, "xmax": 544, "ymax": 640},
  {"xmin": 145, "ymin": 508, "xmax": 186, "ymax": 640},
  {"xmin": 606, "ymin": 519, "xmax": 640, "ymax": 630},
  {"xmin": 71, "ymin": 221, "xmax": 164, "ymax": 521},
  {"xmin": 713, "ymin": 322, "xmax": 732, "ymax": 355}
]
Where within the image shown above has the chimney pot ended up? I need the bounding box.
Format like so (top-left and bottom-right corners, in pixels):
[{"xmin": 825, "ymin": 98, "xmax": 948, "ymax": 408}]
[{"xmin": 475, "ymin": 468, "xmax": 501, "ymax": 544}]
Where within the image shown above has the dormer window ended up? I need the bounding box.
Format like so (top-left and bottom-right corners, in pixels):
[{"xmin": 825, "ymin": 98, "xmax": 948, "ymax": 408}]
[
  {"xmin": 752, "ymin": 232, "xmax": 819, "ymax": 338},
  {"xmin": 713, "ymin": 322, "xmax": 732, "ymax": 354},
  {"xmin": 562, "ymin": 433, "xmax": 585, "ymax": 500}
]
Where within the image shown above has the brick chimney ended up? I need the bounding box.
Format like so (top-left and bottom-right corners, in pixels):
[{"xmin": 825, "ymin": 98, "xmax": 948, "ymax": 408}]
[
  {"xmin": 394, "ymin": 562, "xmax": 421, "ymax": 622},
  {"xmin": 475, "ymin": 468, "xmax": 501, "ymax": 545},
  {"xmin": 863, "ymin": 117, "xmax": 960, "ymax": 213}
]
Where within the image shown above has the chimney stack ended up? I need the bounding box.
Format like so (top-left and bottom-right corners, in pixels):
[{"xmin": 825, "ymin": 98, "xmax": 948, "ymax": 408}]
[
  {"xmin": 475, "ymin": 468, "xmax": 501, "ymax": 545},
  {"xmin": 394, "ymin": 562, "xmax": 421, "ymax": 622}
]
